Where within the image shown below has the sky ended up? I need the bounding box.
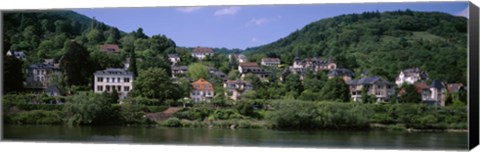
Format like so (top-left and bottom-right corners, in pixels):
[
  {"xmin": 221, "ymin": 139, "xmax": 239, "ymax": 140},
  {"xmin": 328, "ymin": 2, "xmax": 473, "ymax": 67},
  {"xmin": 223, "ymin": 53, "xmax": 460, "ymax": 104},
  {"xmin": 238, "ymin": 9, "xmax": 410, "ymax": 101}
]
[{"xmin": 74, "ymin": 2, "xmax": 469, "ymax": 50}]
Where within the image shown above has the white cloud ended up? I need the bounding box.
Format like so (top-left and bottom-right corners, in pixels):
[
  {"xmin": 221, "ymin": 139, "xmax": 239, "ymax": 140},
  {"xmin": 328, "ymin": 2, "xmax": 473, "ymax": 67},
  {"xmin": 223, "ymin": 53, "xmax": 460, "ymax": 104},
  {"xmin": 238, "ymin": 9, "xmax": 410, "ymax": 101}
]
[
  {"xmin": 249, "ymin": 18, "xmax": 269, "ymax": 26},
  {"xmin": 456, "ymin": 7, "xmax": 469, "ymax": 18},
  {"xmin": 214, "ymin": 7, "xmax": 240, "ymax": 16},
  {"xmin": 177, "ymin": 7, "xmax": 202, "ymax": 13},
  {"xmin": 251, "ymin": 37, "xmax": 258, "ymax": 43},
  {"xmin": 245, "ymin": 16, "xmax": 282, "ymax": 27}
]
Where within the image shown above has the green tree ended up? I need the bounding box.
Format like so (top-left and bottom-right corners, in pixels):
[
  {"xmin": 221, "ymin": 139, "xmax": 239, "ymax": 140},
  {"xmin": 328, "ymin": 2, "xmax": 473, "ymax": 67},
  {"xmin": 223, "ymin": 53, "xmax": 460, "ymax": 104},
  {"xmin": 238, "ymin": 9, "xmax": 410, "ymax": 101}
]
[
  {"xmin": 284, "ymin": 74, "xmax": 304, "ymax": 98},
  {"xmin": 187, "ymin": 63, "xmax": 209, "ymax": 80},
  {"xmin": 319, "ymin": 78, "xmax": 350, "ymax": 101},
  {"xmin": 360, "ymin": 87, "xmax": 371, "ymax": 103},
  {"xmin": 132, "ymin": 68, "xmax": 174, "ymax": 101},
  {"xmin": 398, "ymin": 84, "xmax": 421, "ymax": 103},
  {"xmin": 63, "ymin": 92, "xmax": 122, "ymax": 125},
  {"xmin": 227, "ymin": 70, "xmax": 240, "ymax": 80},
  {"xmin": 59, "ymin": 41, "xmax": 94, "ymax": 86},
  {"xmin": 3, "ymin": 56, "xmax": 24, "ymax": 93}
]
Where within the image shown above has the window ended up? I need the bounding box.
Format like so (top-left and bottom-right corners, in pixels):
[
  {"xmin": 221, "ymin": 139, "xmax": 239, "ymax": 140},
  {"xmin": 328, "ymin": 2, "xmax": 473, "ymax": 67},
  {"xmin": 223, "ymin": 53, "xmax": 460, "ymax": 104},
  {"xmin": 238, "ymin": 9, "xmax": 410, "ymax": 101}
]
[
  {"xmin": 97, "ymin": 77, "xmax": 103, "ymax": 82},
  {"xmin": 97, "ymin": 86, "xmax": 103, "ymax": 91},
  {"xmin": 124, "ymin": 86, "xmax": 130, "ymax": 92},
  {"xmin": 106, "ymin": 85, "xmax": 111, "ymax": 91},
  {"xmin": 205, "ymin": 85, "xmax": 209, "ymax": 89},
  {"xmin": 117, "ymin": 78, "xmax": 121, "ymax": 83},
  {"xmin": 106, "ymin": 77, "xmax": 110, "ymax": 83},
  {"xmin": 112, "ymin": 78, "xmax": 116, "ymax": 83},
  {"xmin": 117, "ymin": 86, "xmax": 121, "ymax": 91},
  {"xmin": 124, "ymin": 78, "xmax": 130, "ymax": 83}
]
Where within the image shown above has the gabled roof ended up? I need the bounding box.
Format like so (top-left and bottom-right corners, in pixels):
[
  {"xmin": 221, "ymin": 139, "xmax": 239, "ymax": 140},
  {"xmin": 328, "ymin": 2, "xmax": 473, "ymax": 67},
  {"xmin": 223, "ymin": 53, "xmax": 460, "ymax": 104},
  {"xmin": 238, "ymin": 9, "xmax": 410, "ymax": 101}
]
[
  {"xmin": 347, "ymin": 76, "xmax": 393, "ymax": 86},
  {"xmin": 100, "ymin": 44, "xmax": 121, "ymax": 53},
  {"xmin": 430, "ymin": 80, "xmax": 444, "ymax": 89},
  {"xmin": 45, "ymin": 84, "xmax": 61, "ymax": 95},
  {"xmin": 192, "ymin": 47, "xmax": 213, "ymax": 53},
  {"xmin": 447, "ymin": 83, "xmax": 464, "ymax": 93},
  {"xmin": 328, "ymin": 68, "xmax": 355, "ymax": 77},
  {"xmin": 171, "ymin": 66, "xmax": 188, "ymax": 70},
  {"xmin": 192, "ymin": 78, "xmax": 213, "ymax": 91}
]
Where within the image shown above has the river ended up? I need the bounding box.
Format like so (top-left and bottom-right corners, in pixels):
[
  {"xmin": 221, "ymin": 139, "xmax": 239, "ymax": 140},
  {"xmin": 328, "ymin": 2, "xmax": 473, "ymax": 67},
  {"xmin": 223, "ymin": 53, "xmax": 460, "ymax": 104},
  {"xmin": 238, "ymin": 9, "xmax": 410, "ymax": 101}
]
[{"xmin": 2, "ymin": 125, "xmax": 468, "ymax": 150}]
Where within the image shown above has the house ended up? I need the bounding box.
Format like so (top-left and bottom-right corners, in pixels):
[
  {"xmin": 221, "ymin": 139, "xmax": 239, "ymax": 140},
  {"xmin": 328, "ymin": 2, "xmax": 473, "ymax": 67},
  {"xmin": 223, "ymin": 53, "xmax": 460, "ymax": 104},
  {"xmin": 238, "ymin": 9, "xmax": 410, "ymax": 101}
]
[
  {"xmin": 208, "ymin": 67, "xmax": 227, "ymax": 81},
  {"xmin": 414, "ymin": 81, "xmax": 432, "ymax": 101},
  {"xmin": 447, "ymin": 83, "xmax": 465, "ymax": 93},
  {"xmin": 328, "ymin": 68, "xmax": 355, "ymax": 82},
  {"xmin": 395, "ymin": 67, "xmax": 428, "ymax": 86},
  {"xmin": 168, "ymin": 54, "xmax": 181, "ymax": 65},
  {"xmin": 171, "ymin": 66, "xmax": 188, "ymax": 78},
  {"xmin": 191, "ymin": 47, "xmax": 214, "ymax": 60},
  {"xmin": 93, "ymin": 68, "xmax": 134, "ymax": 99},
  {"xmin": 25, "ymin": 59, "xmax": 61, "ymax": 89},
  {"xmin": 229, "ymin": 54, "xmax": 247, "ymax": 63},
  {"xmin": 427, "ymin": 80, "xmax": 446, "ymax": 106},
  {"xmin": 261, "ymin": 57, "xmax": 281, "ymax": 67},
  {"xmin": 6, "ymin": 50, "xmax": 26, "ymax": 60},
  {"xmin": 238, "ymin": 62, "xmax": 270, "ymax": 81},
  {"xmin": 346, "ymin": 76, "xmax": 395, "ymax": 102},
  {"xmin": 45, "ymin": 84, "xmax": 63, "ymax": 104},
  {"xmin": 293, "ymin": 57, "xmax": 336, "ymax": 71},
  {"xmin": 280, "ymin": 67, "xmax": 309, "ymax": 81},
  {"xmin": 223, "ymin": 80, "xmax": 253, "ymax": 101},
  {"xmin": 191, "ymin": 78, "xmax": 214, "ymax": 102},
  {"xmin": 100, "ymin": 44, "xmax": 121, "ymax": 54}
]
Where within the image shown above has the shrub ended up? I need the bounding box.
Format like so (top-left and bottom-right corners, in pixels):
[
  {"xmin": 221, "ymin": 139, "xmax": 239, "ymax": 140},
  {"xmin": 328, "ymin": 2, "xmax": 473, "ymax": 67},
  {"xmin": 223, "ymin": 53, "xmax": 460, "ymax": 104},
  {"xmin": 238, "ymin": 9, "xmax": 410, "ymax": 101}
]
[
  {"xmin": 161, "ymin": 117, "xmax": 181, "ymax": 127},
  {"xmin": 6, "ymin": 110, "xmax": 63, "ymax": 125}
]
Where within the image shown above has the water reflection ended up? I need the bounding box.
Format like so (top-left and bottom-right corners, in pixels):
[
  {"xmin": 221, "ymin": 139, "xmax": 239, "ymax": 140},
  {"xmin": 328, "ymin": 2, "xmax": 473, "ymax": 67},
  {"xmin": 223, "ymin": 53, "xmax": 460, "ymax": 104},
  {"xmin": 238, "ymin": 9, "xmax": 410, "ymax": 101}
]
[{"xmin": 3, "ymin": 125, "xmax": 468, "ymax": 150}]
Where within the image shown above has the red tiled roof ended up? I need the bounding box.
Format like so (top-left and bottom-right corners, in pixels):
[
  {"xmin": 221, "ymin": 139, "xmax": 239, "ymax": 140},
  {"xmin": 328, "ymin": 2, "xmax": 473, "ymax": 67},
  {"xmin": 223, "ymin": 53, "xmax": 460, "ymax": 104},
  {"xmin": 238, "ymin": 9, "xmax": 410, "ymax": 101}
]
[
  {"xmin": 192, "ymin": 78, "xmax": 213, "ymax": 91},
  {"xmin": 192, "ymin": 47, "xmax": 213, "ymax": 53},
  {"xmin": 414, "ymin": 81, "xmax": 429, "ymax": 93},
  {"xmin": 239, "ymin": 62, "xmax": 258, "ymax": 67},
  {"xmin": 100, "ymin": 44, "xmax": 121, "ymax": 53}
]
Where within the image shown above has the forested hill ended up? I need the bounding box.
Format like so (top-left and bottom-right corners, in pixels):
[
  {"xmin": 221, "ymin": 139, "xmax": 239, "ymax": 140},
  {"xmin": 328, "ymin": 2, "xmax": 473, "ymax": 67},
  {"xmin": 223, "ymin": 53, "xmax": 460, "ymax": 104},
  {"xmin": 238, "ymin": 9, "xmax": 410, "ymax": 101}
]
[
  {"xmin": 3, "ymin": 10, "xmax": 126, "ymax": 61},
  {"xmin": 245, "ymin": 10, "xmax": 468, "ymax": 84}
]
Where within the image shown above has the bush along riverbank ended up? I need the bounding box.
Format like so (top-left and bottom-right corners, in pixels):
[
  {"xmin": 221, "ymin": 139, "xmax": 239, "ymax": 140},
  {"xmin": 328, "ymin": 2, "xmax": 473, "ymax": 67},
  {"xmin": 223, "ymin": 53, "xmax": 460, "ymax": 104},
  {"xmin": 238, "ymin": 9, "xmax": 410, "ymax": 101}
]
[{"xmin": 3, "ymin": 93, "xmax": 467, "ymax": 132}]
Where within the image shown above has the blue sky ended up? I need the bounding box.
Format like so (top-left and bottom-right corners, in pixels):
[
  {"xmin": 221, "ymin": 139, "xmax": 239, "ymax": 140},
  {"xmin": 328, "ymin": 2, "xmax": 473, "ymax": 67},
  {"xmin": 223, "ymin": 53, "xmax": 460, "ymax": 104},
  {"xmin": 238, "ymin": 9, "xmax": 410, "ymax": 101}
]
[{"xmin": 74, "ymin": 2, "xmax": 468, "ymax": 49}]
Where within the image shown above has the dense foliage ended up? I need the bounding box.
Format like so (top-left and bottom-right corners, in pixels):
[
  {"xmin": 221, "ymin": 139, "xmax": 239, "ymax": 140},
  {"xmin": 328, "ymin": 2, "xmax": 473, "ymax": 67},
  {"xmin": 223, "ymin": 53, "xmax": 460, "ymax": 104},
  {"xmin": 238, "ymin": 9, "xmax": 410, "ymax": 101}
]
[{"xmin": 246, "ymin": 10, "xmax": 467, "ymax": 84}]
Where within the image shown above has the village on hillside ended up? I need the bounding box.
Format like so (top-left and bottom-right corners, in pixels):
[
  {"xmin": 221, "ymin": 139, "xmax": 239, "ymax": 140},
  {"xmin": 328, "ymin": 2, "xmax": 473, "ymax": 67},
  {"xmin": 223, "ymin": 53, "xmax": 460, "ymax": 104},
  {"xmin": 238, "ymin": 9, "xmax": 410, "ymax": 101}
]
[{"xmin": 6, "ymin": 43, "xmax": 466, "ymax": 107}]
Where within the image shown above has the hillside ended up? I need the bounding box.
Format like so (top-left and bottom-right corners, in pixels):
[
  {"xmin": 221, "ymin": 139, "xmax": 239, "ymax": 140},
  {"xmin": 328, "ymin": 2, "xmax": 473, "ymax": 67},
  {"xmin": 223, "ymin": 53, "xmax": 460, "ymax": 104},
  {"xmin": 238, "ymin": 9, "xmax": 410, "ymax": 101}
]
[
  {"xmin": 3, "ymin": 10, "xmax": 125, "ymax": 62},
  {"xmin": 245, "ymin": 10, "xmax": 468, "ymax": 84}
]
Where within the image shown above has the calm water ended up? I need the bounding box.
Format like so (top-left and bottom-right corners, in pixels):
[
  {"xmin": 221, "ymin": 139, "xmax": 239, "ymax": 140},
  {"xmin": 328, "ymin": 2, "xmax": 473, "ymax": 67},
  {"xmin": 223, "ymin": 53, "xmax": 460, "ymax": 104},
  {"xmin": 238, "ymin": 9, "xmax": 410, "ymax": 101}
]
[{"xmin": 2, "ymin": 125, "xmax": 468, "ymax": 150}]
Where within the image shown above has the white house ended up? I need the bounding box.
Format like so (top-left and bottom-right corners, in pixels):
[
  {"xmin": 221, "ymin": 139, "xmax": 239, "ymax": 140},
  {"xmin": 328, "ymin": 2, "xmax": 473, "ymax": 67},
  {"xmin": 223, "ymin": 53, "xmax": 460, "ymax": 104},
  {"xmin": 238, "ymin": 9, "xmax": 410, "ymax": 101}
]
[
  {"xmin": 25, "ymin": 59, "xmax": 61, "ymax": 89},
  {"xmin": 261, "ymin": 57, "xmax": 281, "ymax": 67},
  {"xmin": 224, "ymin": 80, "xmax": 253, "ymax": 101},
  {"xmin": 229, "ymin": 54, "xmax": 247, "ymax": 63},
  {"xmin": 293, "ymin": 57, "xmax": 336, "ymax": 71},
  {"xmin": 395, "ymin": 67, "xmax": 428, "ymax": 86},
  {"xmin": 94, "ymin": 68, "xmax": 134, "ymax": 99},
  {"xmin": 191, "ymin": 47, "xmax": 214, "ymax": 60},
  {"xmin": 346, "ymin": 76, "xmax": 396, "ymax": 102},
  {"xmin": 168, "ymin": 54, "xmax": 181, "ymax": 65},
  {"xmin": 191, "ymin": 78, "xmax": 214, "ymax": 102},
  {"xmin": 7, "ymin": 50, "xmax": 26, "ymax": 60}
]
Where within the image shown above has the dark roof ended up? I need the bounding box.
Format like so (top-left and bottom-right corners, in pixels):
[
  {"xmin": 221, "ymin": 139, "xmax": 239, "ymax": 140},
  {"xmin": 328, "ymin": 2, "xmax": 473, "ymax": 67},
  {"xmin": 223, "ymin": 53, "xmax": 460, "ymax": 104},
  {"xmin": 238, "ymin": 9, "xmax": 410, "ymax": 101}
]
[
  {"xmin": 45, "ymin": 85, "xmax": 61, "ymax": 94},
  {"xmin": 94, "ymin": 68, "xmax": 133, "ymax": 76},
  {"xmin": 192, "ymin": 47, "xmax": 213, "ymax": 53},
  {"xmin": 172, "ymin": 66, "xmax": 188, "ymax": 70},
  {"xmin": 328, "ymin": 68, "xmax": 355, "ymax": 77},
  {"xmin": 100, "ymin": 44, "xmax": 121, "ymax": 53},
  {"xmin": 430, "ymin": 80, "xmax": 444, "ymax": 89},
  {"xmin": 28, "ymin": 62, "xmax": 60, "ymax": 70},
  {"xmin": 347, "ymin": 76, "xmax": 393, "ymax": 86}
]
